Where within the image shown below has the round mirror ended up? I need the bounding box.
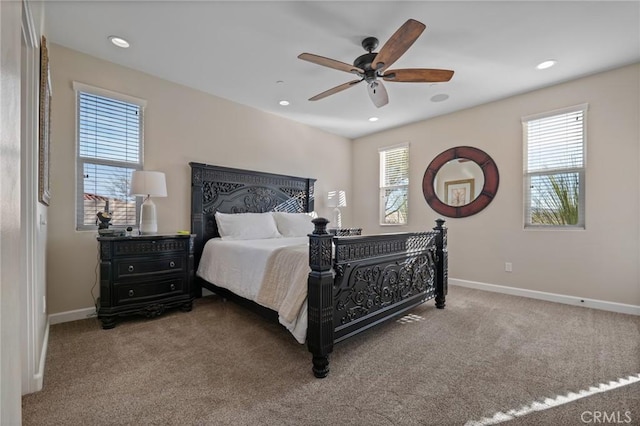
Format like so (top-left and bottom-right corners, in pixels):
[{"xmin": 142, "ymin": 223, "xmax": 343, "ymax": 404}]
[{"xmin": 422, "ymin": 146, "xmax": 499, "ymax": 218}]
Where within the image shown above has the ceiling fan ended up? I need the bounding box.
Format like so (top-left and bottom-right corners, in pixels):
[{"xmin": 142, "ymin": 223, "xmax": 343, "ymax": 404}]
[{"xmin": 298, "ymin": 19, "xmax": 454, "ymax": 108}]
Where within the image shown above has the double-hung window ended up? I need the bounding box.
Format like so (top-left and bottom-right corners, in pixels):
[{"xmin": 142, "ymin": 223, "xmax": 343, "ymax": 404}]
[
  {"xmin": 522, "ymin": 104, "xmax": 587, "ymax": 228},
  {"xmin": 74, "ymin": 82, "xmax": 145, "ymax": 230},
  {"xmin": 379, "ymin": 143, "xmax": 409, "ymax": 225}
]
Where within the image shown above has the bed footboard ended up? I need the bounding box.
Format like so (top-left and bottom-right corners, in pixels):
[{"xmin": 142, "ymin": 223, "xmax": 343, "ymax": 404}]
[{"xmin": 307, "ymin": 218, "xmax": 447, "ymax": 378}]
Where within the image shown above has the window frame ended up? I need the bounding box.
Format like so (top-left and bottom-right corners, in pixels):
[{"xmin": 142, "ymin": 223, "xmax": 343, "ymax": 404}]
[
  {"xmin": 73, "ymin": 82, "xmax": 146, "ymax": 231},
  {"xmin": 379, "ymin": 142, "xmax": 410, "ymax": 226},
  {"xmin": 522, "ymin": 103, "xmax": 587, "ymax": 229}
]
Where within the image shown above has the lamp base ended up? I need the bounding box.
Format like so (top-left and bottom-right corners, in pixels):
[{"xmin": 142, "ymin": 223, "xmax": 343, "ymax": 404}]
[
  {"xmin": 139, "ymin": 198, "xmax": 158, "ymax": 234},
  {"xmin": 332, "ymin": 207, "xmax": 342, "ymax": 228}
]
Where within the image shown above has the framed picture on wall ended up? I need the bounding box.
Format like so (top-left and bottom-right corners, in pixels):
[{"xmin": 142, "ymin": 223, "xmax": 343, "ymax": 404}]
[
  {"xmin": 444, "ymin": 178, "xmax": 475, "ymax": 207},
  {"xmin": 39, "ymin": 35, "xmax": 52, "ymax": 206}
]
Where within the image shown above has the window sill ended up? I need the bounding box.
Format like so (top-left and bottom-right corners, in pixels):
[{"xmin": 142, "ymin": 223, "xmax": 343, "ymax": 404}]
[{"xmin": 524, "ymin": 225, "xmax": 585, "ymax": 231}]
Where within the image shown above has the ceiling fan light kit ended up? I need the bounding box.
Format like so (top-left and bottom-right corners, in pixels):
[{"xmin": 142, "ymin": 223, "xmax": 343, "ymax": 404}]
[{"xmin": 298, "ymin": 19, "xmax": 454, "ymax": 108}]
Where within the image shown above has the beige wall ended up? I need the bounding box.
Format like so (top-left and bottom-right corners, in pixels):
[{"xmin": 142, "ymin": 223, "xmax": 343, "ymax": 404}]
[
  {"xmin": 353, "ymin": 64, "xmax": 640, "ymax": 305},
  {"xmin": 47, "ymin": 44, "xmax": 352, "ymax": 314}
]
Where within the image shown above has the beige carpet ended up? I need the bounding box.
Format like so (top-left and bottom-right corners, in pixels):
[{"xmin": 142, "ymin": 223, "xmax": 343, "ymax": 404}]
[{"xmin": 22, "ymin": 287, "xmax": 640, "ymax": 425}]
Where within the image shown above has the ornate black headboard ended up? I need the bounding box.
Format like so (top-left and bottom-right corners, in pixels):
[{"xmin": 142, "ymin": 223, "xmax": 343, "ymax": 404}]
[{"xmin": 190, "ymin": 162, "xmax": 316, "ymax": 266}]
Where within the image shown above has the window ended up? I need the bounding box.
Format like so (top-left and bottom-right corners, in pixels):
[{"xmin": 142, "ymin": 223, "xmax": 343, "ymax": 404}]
[
  {"xmin": 522, "ymin": 104, "xmax": 587, "ymax": 228},
  {"xmin": 74, "ymin": 82, "xmax": 145, "ymax": 230},
  {"xmin": 379, "ymin": 143, "xmax": 409, "ymax": 225}
]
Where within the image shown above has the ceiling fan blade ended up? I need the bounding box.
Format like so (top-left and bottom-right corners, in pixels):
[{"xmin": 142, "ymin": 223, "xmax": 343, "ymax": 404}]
[
  {"xmin": 372, "ymin": 19, "xmax": 426, "ymax": 72},
  {"xmin": 309, "ymin": 79, "xmax": 362, "ymax": 101},
  {"xmin": 367, "ymin": 81, "xmax": 389, "ymax": 108},
  {"xmin": 383, "ymin": 68, "xmax": 454, "ymax": 83},
  {"xmin": 298, "ymin": 53, "xmax": 364, "ymax": 75}
]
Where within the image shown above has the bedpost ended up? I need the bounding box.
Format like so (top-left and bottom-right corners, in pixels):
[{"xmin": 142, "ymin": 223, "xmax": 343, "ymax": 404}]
[
  {"xmin": 190, "ymin": 163, "xmax": 204, "ymax": 298},
  {"xmin": 306, "ymin": 178, "xmax": 316, "ymax": 212},
  {"xmin": 307, "ymin": 217, "xmax": 334, "ymax": 378},
  {"xmin": 434, "ymin": 218, "xmax": 448, "ymax": 309}
]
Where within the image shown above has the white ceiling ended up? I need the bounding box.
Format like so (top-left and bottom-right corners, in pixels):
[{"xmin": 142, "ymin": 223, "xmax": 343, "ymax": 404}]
[{"xmin": 44, "ymin": 1, "xmax": 640, "ymax": 139}]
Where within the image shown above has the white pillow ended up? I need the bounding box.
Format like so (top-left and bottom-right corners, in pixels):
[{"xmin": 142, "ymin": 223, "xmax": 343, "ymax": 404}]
[
  {"xmin": 214, "ymin": 212, "xmax": 281, "ymax": 240},
  {"xmin": 272, "ymin": 212, "xmax": 315, "ymax": 237}
]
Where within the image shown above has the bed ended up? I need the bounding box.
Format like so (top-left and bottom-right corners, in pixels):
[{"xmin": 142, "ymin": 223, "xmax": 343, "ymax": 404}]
[{"xmin": 190, "ymin": 162, "xmax": 448, "ymax": 378}]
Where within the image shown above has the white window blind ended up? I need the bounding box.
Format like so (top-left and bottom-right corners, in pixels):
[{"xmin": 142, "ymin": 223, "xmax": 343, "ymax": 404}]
[
  {"xmin": 75, "ymin": 84, "xmax": 145, "ymax": 230},
  {"xmin": 523, "ymin": 104, "xmax": 586, "ymax": 228},
  {"xmin": 379, "ymin": 144, "xmax": 409, "ymax": 225}
]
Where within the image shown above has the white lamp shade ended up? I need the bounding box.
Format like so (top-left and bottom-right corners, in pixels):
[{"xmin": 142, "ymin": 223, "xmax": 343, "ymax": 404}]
[
  {"xmin": 327, "ymin": 190, "xmax": 347, "ymax": 208},
  {"xmin": 130, "ymin": 171, "xmax": 167, "ymax": 197}
]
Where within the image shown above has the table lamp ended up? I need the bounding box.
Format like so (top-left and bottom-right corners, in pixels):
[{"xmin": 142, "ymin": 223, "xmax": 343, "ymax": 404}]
[
  {"xmin": 130, "ymin": 171, "xmax": 167, "ymax": 234},
  {"xmin": 327, "ymin": 190, "xmax": 346, "ymax": 228}
]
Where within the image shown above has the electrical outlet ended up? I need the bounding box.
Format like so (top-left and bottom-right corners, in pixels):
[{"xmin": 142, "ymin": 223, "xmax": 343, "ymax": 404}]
[
  {"xmin": 42, "ymin": 295, "xmax": 46, "ymax": 314},
  {"xmin": 505, "ymin": 262, "xmax": 513, "ymax": 272}
]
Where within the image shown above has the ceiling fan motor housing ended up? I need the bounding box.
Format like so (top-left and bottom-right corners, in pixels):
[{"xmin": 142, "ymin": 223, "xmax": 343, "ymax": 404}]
[
  {"xmin": 354, "ymin": 52, "xmax": 379, "ymax": 83},
  {"xmin": 355, "ymin": 37, "xmax": 383, "ymax": 82}
]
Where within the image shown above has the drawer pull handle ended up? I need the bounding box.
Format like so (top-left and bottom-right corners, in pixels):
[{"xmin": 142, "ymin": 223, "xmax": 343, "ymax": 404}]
[
  {"xmin": 128, "ymin": 265, "xmax": 134, "ymax": 272},
  {"xmin": 170, "ymin": 283, "xmax": 176, "ymax": 291},
  {"xmin": 128, "ymin": 289, "xmax": 135, "ymax": 297},
  {"xmin": 169, "ymin": 261, "xmax": 176, "ymax": 268}
]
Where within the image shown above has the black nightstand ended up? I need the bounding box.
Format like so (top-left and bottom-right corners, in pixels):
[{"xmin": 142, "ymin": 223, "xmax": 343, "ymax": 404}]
[
  {"xmin": 97, "ymin": 234, "xmax": 195, "ymax": 329},
  {"xmin": 328, "ymin": 228, "xmax": 362, "ymax": 236}
]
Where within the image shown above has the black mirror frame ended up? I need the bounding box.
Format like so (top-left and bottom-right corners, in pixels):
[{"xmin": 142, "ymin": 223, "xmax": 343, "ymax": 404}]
[{"xmin": 422, "ymin": 146, "xmax": 499, "ymax": 218}]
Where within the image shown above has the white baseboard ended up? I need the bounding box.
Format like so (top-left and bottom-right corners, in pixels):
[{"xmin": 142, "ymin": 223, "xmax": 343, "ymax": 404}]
[
  {"xmin": 450, "ymin": 278, "xmax": 640, "ymax": 316},
  {"xmin": 49, "ymin": 307, "xmax": 97, "ymax": 325}
]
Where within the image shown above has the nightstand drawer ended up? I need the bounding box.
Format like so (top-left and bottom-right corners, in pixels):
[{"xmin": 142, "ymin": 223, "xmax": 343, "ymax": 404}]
[
  {"xmin": 114, "ymin": 256, "xmax": 184, "ymax": 279},
  {"xmin": 112, "ymin": 238, "xmax": 190, "ymax": 257},
  {"xmin": 115, "ymin": 277, "xmax": 185, "ymax": 305}
]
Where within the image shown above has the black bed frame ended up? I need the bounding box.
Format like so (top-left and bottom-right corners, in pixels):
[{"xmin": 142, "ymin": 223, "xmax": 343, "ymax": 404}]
[{"xmin": 190, "ymin": 162, "xmax": 448, "ymax": 378}]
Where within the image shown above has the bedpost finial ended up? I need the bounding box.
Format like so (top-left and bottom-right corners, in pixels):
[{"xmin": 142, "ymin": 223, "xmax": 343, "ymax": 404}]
[
  {"xmin": 311, "ymin": 217, "xmax": 329, "ymax": 235},
  {"xmin": 435, "ymin": 218, "xmax": 445, "ymax": 230}
]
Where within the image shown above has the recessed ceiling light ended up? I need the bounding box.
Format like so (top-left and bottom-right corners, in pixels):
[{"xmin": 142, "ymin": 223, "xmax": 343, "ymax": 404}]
[
  {"xmin": 368, "ymin": 117, "xmax": 379, "ymax": 122},
  {"xmin": 108, "ymin": 36, "xmax": 130, "ymax": 49},
  {"xmin": 536, "ymin": 60, "xmax": 557, "ymax": 70},
  {"xmin": 278, "ymin": 100, "xmax": 290, "ymax": 106},
  {"xmin": 430, "ymin": 94, "xmax": 449, "ymax": 102}
]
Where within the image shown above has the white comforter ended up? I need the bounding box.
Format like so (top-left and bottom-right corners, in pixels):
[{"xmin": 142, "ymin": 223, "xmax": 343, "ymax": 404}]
[{"xmin": 196, "ymin": 237, "xmax": 309, "ymax": 343}]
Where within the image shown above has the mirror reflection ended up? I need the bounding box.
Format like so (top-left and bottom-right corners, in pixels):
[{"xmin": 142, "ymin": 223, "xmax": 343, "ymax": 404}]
[{"xmin": 434, "ymin": 159, "xmax": 485, "ymax": 207}]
